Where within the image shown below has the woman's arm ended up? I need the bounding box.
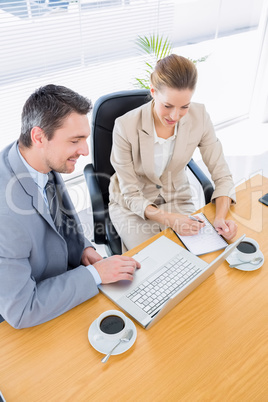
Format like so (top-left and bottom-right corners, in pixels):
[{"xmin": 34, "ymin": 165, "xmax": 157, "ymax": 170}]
[
  {"xmin": 213, "ymin": 196, "xmax": 237, "ymax": 240},
  {"xmin": 145, "ymin": 205, "xmax": 205, "ymax": 236},
  {"xmin": 198, "ymin": 105, "xmax": 236, "ymax": 205},
  {"xmin": 196, "ymin": 106, "xmax": 237, "ymax": 240}
]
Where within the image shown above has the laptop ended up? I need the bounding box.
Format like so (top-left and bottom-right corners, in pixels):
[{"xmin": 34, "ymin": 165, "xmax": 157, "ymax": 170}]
[{"xmin": 100, "ymin": 234, "xmax": 245, "ymax": 329}]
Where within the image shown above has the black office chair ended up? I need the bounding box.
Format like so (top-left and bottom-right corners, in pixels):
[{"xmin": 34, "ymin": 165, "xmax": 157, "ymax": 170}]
[{"xmin": 84, "ymin": 90, "xmax": 214, "ymax": 256}]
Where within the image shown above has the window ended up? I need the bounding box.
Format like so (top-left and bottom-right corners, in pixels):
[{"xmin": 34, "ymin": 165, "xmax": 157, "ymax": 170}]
[
  {"xmin": 170, "ymin": 0, "xmax": 265, "ymax": 124},
  {"xmin": 0, "ymin": 0, "xmax": 266, "ymax": 179}
]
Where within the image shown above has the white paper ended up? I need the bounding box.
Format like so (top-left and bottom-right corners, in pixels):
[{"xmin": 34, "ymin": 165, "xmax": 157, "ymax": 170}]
[{"xmin": 176, "ymin": 213, "xmax": 228, "ymax": 255}]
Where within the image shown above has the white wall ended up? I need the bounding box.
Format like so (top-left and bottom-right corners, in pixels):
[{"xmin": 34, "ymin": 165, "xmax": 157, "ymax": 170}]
[{"xmin": 171, "ymin": 0, "xmax": 263, "ymax": 44}]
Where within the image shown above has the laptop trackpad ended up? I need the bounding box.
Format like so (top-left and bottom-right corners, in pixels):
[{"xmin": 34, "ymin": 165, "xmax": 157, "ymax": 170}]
[
  {"xmin": 99, "ymin": 256, "xmax": 158, "ymax": 300},
  {"xmin": 135, "ymin": 256, "xmax": 157, "ymax": 276}
]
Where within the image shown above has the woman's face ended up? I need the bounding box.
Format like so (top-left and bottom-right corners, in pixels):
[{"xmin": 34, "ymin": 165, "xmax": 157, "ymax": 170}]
[{"xmin": 151, "ymin": 86, "xmax": 193, "ymax": 128}]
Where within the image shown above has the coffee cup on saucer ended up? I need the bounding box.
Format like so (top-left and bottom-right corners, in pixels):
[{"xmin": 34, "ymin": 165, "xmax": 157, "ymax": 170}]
[
  {"xmin": 236, "ymin": 237, "xmax": 259, "ymax": 262},
  {"xmin": 94, "ymin": 310, "xmax": 127, "ymax": 341},
  {"xmin": 88, "ymin": 310, "xmax": 137, "ymax": 355}
]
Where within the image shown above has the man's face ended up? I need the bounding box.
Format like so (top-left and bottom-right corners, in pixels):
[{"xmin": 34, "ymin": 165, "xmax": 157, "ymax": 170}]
[{"xmin": 42, "ymin": 112, "xmax": 90, "ymax": 174}]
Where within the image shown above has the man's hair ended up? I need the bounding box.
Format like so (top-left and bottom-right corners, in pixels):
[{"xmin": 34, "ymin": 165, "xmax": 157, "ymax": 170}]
[{"xmin": 19, "ymin": 84, "xmax": 92, "ymax": 148}]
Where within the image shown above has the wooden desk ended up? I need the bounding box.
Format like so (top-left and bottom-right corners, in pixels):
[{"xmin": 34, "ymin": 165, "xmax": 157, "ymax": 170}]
[{"xmin": 0, "ymin": 175, "xmax": 267, "ymax": 401}]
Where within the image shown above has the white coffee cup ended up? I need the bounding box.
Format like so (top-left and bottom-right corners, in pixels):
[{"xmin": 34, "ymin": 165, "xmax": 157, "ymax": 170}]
[
  {"xmin": 236, "ymin": 237, "xmax": 259, "ymax": 262},
  {"xmin": 95, "ymin": 310, "xmax": 127, "ymax": 341}
]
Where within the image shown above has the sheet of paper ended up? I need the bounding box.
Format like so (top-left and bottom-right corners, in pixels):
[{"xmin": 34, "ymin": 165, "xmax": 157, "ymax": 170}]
[{"xmin": 175, "ymin": 213, "xmax": 228, "ymax": 255}]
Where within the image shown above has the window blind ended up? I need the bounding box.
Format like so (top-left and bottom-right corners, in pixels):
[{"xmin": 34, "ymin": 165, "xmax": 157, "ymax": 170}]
[
  {"xmin": 0, "ymin": 0, "xmax": 174, "ymax": 162},
  {"xmin": 0, "ymin": 0, "xmax": 266, "ymax": 179}
]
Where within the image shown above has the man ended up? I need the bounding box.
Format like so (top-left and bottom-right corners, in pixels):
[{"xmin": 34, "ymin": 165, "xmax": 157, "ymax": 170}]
[{"xmin": 0, "ymin": 84, "xmax": 140, "ymax": 329}]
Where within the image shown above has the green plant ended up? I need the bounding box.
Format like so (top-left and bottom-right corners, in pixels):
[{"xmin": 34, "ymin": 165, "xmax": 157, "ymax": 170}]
[
  {"xmin": 134, "ymin": 33, "xmax": 208, "ymax": 90},
  {"xmin": 135, "ymin": 34, "xmax": 172, "ymax": 89}
]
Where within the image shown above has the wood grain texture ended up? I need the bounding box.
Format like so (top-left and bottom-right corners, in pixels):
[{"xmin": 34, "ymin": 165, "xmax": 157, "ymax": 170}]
[{"xmin": 0, "ymin": 175, "xmax": 267, "ymax": 401}]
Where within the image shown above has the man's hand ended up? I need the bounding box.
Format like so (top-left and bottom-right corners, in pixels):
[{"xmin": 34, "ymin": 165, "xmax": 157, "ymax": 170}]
[
  {"xmin": 213, "ymin": 218, "xmax": 237, "ymax": 240},
  {"xmin": 81, "ymin": 247, "xmax": 103, "ymax": 266},
  {"xmin": 93, "ymin": 255, "xmax": 141, "ymax": 284}
]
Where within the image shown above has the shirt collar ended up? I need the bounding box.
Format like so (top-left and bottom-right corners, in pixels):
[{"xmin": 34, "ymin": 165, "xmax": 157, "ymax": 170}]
[
  {"xmin": 153, "ymin": 123, "xmax": 178, "ymax": 145},
  {"xmin": 17, "ymin": 144, "xmax": 48, "ymax": 191}
]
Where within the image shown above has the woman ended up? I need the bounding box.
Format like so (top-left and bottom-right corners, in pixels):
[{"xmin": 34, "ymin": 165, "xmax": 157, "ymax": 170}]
[{"xmin": 109, "ymin": 54, "xmax": 237, "ymax": 250}]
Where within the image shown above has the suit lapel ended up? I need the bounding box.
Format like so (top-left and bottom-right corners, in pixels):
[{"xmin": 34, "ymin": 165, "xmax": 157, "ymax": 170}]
[
  {"xmin": 139, "ymin": 102, "xmax": 162, "ymax": 186},
  {"xmin": 8, "ymin": 142, "xmax": 56, "ymax": 229}
]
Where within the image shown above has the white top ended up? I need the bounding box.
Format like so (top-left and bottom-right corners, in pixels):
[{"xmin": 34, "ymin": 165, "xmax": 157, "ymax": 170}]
[{"xmin": 153, "ymin": 123, "xmax": 178, "ymax": 178}]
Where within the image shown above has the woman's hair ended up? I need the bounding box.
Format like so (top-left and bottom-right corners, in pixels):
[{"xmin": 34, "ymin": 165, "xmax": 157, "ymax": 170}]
[
  {"xmin": 150, "ymin": 54, "xmax": 197, "ymax": 92},
  {"xmin": 19, "ymin": 84, "xmax": 92, "ymax": 148}
]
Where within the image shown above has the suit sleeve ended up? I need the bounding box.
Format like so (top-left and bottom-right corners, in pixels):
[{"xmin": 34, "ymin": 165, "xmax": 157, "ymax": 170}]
[
  {"xmin": 110, "ymin": 118, "xmax": 156, "ymax": 219},
  {"xmin": 0, "ymin": 215, "xmax": 99, "ymax": 329},
  {"xmin": 198, "ymin": 106, "xmax": 236, "ymax": 203}
]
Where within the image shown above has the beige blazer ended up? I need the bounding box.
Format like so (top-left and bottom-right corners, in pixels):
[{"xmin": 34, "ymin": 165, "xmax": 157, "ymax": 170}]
[{"xmin": 109, "ymin": 101, "xmax": 235, "ymax": 219}]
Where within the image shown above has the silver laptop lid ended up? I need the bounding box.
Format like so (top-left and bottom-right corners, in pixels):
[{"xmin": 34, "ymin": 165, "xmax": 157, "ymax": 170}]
[{"xmin": 146, "ymin": 234, "xmax": 246, "ymax": 329}]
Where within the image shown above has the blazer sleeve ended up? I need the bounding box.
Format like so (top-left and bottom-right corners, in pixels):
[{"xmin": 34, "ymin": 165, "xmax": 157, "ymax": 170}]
[
  {"xmin": 110, "ymin": 118, "xmax": 156, "ymax": 219},
  {"xmin": 0, "ymin": 215, "xmax": 99, "ymax": 329},
  {"xmin": 198, "ymin": 106, "xmax": 236, "ymax": 203}
]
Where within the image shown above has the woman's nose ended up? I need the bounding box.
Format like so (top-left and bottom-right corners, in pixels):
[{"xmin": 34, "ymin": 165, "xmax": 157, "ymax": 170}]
[{"xmin": 170, "ymin": 109, "xmax": 180, "ymax": 120}]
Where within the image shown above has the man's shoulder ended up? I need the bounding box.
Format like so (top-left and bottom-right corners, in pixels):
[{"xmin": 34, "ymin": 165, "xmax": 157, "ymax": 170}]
[
  {"xmin": 0, "ymin": 143, "xmax": 15, "ymax": 181},
  {"xmin": 0, "ymin": 142, "xmax": 26, "ymax": 215},
  {"xmin": 0, "ymin": 142, "xmax": 17, "ymax": 170},
  {"xmin": 0, "ymin": 141, "xmax": 16, "ymax": 155}
]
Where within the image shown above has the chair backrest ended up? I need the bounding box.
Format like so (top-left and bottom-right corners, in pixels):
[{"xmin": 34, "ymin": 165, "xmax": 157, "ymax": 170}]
[{"xmin": 90, "ymin": 89, "xmax": 150, "ymax": 207}]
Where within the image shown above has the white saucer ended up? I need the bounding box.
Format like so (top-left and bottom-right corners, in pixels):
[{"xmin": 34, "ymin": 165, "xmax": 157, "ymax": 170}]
[
  {"xmin": 226, "ymin": 250, "xmax": 264, "ymax": 271},
  {"xmin": 88, "ymin": 316, "xmax": 137, "ymax": 355}
]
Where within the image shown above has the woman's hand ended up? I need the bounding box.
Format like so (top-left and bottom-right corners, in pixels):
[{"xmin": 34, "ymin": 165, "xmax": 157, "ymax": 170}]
[
  {"xmin": 168, "ymin": 213, "xmax": 205, "ymax": 236},
  {"xmin": 145, "ymin": 205, "xmax": 205, "ymax": 236},
  {"xmin": 213, "ymin": 218, "xmax": 237, "ymax": 240},
  {"xmin": 213, "ymin": 196, "xmax": 237, "ymax": 240}
]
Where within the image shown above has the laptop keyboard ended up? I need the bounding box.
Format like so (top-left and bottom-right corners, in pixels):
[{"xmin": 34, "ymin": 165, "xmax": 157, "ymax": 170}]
[{"xmin": 127, "ymin": 254, "xmax": 202, "ymax": 316}]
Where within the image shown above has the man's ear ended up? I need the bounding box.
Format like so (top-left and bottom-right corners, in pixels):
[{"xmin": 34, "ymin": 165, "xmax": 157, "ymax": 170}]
[{"xmin": 31, "ymin": 126, "xmax": 45, "ymax": 148}]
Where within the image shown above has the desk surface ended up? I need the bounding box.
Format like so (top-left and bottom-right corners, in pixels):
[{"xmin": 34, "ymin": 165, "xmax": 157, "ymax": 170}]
[{"xmin": 0, "ymin": 175, "xmax": 268, "ymax": 401}]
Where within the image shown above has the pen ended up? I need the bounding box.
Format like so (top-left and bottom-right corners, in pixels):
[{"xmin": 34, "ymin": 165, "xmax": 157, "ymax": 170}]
[{"xmin": 188, "ymin": 215, "xmax": 204, "ymax": 223}]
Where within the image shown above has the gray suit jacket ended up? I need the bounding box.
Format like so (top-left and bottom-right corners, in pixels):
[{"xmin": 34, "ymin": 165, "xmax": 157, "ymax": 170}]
[
  {"xmin": 110, "ymin": 101, "xmax": 236, "ymax": 219},
  {"xmin": 0, "ymin": 142, "xmax": 98, "ymax": 328}
]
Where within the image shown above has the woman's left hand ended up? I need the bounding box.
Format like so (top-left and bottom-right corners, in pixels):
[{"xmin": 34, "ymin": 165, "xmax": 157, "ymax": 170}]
[{"xmin": 213, "ymin": 218, "xmax": 238, "ymax": 241}]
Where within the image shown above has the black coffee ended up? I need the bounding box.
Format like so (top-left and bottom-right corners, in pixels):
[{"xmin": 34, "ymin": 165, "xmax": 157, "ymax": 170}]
[
  {"xmin": 100, "ymin": 315, "xmax": 125, "ymax": 334},
  {"xmin": 237, "ymin": 241, "xmax": 257, "ymax": 254}
]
